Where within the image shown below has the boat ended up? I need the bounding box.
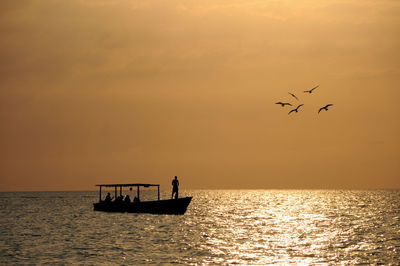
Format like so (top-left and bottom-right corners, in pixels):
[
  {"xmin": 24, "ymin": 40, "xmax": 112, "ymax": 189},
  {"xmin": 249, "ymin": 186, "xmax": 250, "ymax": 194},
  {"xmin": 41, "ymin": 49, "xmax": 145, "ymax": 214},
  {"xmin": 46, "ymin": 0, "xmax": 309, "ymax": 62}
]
[{"xmin": 93, "ymin": 183, "xmax": 192, "ymax": 215}]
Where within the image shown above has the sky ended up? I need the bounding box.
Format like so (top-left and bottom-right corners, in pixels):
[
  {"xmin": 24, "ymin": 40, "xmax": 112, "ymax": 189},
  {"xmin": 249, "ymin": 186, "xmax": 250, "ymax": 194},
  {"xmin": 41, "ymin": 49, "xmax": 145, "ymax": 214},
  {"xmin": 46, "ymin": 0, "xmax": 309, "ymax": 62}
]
[{"xmin": 0, "ymin": 0, "xmax": 399, "ymax": 191}]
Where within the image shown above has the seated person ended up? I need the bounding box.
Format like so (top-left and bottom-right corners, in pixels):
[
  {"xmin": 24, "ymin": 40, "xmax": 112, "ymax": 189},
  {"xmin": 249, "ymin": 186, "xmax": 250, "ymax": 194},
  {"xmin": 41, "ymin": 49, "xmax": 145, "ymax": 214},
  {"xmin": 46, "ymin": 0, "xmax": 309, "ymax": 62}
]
[
  {"xmin": 124, "ymin": 195, "xmax": 131, "ymax": 203},
  {"xmin": 104, "ymin": 192, "xmax": 112, "ymax": 202},
  {"xmin": 115, "ymin": 195, "xmax": 123, "ymax": 202}
]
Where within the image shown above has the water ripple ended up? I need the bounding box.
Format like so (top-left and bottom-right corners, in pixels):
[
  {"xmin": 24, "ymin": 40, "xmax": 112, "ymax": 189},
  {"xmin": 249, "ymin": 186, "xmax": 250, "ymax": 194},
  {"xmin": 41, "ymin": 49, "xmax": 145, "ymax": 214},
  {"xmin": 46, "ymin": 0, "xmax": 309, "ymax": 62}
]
[{"xmin": 0, "ymin": 190, "xmax": 399, "ymax": 264}]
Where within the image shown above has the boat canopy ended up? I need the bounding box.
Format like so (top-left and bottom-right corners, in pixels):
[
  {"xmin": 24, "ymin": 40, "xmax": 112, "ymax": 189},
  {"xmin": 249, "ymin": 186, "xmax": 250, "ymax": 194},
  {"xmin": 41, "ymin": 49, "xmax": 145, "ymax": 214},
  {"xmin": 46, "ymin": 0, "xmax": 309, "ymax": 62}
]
[
  {"xmin": 96, "ymin": 183, "xmax": 159, "ymax": 187},
  {"xmin": 96, "ymin": 183, "xmax": 160, "ymax": 202}
]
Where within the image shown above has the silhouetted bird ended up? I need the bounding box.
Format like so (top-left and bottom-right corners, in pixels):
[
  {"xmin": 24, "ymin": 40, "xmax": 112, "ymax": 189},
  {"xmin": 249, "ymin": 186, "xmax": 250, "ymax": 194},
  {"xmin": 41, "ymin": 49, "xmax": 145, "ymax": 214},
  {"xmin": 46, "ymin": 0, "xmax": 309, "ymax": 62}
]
[
  {"xmin": 304, "ymin": 85, "xmax": 319, "ymax": 94},
  {"xmin": 318, "ymin": 104, "xmax": 334, "ymax": 113},
  {"xmin": 275, "ymin": 102, "xmax": 292, "ymax": 107},
  {"xmin": 288, "ymin": 104, "xmax": 304, "ymax": 114},
  {"xmin": 288, "ymin": 92, "xmax": 299, "ymax": 100}
]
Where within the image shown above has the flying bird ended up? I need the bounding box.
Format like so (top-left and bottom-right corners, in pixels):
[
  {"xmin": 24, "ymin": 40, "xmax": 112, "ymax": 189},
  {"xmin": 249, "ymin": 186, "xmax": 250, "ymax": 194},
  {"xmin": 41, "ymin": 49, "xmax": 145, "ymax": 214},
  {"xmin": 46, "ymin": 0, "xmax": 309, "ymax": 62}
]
[
  {"xmin": 275, "ymin": 102, "xmax": 292, "ymax": 107},
  {"xmin": 304, "ymin": 85, "xmax": 319, "ymax": 94},
  {"xmin": 288, "ymin": 104, "xmax": 304, "ymax": 114},
  {"xmin": 288, "ymin": 92, "xmax": 299, "ymax": 100},
  {"xmin": 318, "ymin": 104, "xmax": 334, "ymax": 113}
]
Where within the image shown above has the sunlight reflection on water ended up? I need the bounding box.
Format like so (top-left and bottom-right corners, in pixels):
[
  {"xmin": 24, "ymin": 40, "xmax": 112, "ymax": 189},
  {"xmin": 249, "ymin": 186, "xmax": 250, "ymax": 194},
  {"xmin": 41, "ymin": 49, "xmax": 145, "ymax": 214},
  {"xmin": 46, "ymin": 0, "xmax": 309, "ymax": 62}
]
[{"xmin": 0, "ymin": 190, "xmax": 399, "ymax": 264}]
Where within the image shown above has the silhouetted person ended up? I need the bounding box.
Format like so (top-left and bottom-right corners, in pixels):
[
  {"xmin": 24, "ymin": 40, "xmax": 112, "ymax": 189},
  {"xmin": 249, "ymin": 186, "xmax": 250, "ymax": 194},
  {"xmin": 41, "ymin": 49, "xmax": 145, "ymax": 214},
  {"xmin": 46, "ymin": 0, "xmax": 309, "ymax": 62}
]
[
  {"xmin": 104, "ymin": 192, "xmax": 112, "ymax": 203},
  {"xmin": 124, "ymin": 195, "xmax": 131, "ymax": 203},
  {"xmin": 172, "ymin": 176, "xmax": 179, "ymax": 199},
  {"xmin": 115, "ymin": 195, "xmax": 123, "ymax": 202},
  {"xmin": 133, "ymin": 196, "xmax": 140, "ymax": 203}
]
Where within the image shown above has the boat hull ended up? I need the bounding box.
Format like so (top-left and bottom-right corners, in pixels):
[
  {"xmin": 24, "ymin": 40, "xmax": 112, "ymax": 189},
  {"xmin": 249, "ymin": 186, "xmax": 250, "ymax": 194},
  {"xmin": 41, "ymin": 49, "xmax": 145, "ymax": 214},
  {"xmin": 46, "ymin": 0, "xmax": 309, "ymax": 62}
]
[{"xmin": 93, "ymin": 197, "xmax": 192, "ymax": 215}]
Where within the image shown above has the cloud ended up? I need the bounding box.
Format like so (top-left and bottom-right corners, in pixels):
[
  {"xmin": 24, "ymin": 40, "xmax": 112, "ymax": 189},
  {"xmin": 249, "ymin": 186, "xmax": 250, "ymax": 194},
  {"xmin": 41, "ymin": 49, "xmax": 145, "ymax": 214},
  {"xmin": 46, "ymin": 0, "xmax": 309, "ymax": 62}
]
[{"xmin": 1, "ymin": 0, "xmax": 399, "ymax": 91}]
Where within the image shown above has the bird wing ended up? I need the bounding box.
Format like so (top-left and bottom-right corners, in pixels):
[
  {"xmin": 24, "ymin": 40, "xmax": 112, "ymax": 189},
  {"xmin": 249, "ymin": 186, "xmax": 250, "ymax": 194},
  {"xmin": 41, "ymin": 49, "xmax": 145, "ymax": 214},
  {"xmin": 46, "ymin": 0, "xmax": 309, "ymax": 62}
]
[
  {"xmin": 318, "ymin": 107, "xmax": 323, "ymax": 113},
  {"xmin": 275, "ymin": 102, "xmax": 282, "ymax": 105},
  {"xmin": 288, "ymin": 109, "xmax": 295, "ymax": 114},
  {"xmin": 325, "ymin": 104, "xmax": 333, "ymax": 107},
  {"xmin": 303, "ymin": 90, "xmax": 310, "ymax": 93},
  {"xmin": 288, "ymin": 93, "xmax": 299, "ymax": 100},
  {"xmin": 297, "ymin": 104, "xmax": 304, "ymax": 109},
  {"xmin": 285, "ymin": 103, "xmax": 292, "ymax": 106},
  {"xmin": 311, "ymin": 85, "xmax": 319, "ymax": 91}
]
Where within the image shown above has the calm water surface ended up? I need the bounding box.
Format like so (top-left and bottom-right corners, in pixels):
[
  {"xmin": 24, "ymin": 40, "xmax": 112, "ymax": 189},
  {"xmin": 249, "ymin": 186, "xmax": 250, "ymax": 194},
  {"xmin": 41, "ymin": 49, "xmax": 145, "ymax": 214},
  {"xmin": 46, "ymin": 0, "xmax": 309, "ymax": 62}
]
[{"xmin": 1, "ymin": 190, "xmax": 399, "ymax": 264}]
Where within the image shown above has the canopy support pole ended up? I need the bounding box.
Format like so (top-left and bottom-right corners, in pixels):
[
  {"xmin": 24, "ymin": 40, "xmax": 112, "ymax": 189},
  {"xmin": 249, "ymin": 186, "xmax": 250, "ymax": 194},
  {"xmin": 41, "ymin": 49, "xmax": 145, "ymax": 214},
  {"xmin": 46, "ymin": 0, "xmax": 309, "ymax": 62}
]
[
  {"xmin": 137, "ymin": 186, "xmax": 140, "ymax": 200},
  {"xmin": 99, "ymin": 186, "xmax": 102, "ymax": 202},
  {"xmin": 158, "ymin": 185, "xmax": 160, "ymax": 201}
]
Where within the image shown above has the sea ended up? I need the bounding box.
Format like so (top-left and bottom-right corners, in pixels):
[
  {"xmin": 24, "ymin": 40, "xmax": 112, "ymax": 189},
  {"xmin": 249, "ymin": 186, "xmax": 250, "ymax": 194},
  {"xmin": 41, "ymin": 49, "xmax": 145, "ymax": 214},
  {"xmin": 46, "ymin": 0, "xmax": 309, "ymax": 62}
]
[{"xmin": 1, "ymin": 190, "xmax": 399, "ymax": 264}]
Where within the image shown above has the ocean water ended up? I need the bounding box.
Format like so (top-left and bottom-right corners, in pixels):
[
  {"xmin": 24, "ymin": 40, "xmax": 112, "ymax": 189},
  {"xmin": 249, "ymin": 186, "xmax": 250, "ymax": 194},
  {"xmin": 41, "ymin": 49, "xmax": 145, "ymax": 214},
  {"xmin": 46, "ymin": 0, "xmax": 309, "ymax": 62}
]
[{"xmin": 0, "ymin": 190, "xmax": 399, "ymax": 264}]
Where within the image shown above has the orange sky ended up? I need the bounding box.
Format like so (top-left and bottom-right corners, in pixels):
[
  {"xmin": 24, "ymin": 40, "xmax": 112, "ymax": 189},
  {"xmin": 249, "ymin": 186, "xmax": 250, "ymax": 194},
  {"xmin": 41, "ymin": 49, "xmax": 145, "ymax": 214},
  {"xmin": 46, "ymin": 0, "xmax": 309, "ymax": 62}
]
[{"xmin": 1, "ymin": 0, "xmax": 399, "ymax": 191}]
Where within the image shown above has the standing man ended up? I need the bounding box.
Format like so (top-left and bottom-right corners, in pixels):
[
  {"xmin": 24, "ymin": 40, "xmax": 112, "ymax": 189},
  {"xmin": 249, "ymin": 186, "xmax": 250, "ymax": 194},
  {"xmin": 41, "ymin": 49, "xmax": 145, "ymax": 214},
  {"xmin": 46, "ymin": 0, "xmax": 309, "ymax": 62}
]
[{"xmin": 171, "ymin": 176, "xmax": 179, "ymax": 199}]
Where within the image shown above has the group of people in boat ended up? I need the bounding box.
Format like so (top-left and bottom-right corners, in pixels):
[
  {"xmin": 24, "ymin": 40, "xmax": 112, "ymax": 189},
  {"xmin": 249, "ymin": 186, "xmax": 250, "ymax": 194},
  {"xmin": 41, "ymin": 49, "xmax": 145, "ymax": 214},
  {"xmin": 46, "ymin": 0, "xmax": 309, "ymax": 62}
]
[
  {"xmin": 104, "ymin": 192, "xmax": 140, "ymax": 203},
  {"xmin": 102, "ymin": 176, "xmax": 180, "ymax": 203}
]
